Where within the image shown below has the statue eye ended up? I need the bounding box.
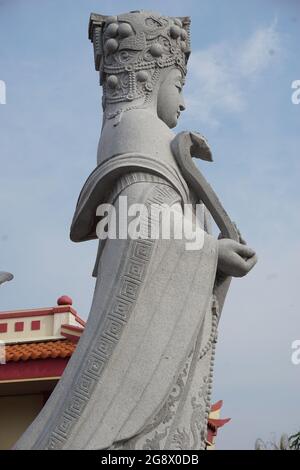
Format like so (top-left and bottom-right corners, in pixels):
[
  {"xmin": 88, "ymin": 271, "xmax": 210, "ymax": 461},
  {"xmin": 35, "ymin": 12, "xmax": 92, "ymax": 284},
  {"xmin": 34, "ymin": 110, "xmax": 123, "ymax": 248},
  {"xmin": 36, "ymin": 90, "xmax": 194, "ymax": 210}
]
[{"xmin": 175, "ymin": 83, "xmax": 182, "ymax": 92}]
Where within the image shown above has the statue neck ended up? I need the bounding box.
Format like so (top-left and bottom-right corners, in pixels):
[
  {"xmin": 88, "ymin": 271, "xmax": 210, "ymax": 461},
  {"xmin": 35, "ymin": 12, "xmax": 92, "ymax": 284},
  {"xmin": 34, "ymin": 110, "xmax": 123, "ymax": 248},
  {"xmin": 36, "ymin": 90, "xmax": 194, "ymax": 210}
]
[{"xmin": 97, "ymin": 108, "xmax": 176, "ymax": 167}]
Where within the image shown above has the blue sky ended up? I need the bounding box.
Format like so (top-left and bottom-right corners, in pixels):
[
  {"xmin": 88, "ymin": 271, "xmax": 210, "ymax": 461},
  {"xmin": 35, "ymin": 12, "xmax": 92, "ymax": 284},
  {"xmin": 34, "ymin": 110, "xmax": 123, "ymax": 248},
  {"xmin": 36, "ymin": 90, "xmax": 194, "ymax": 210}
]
[{"xmin": 0, "ymin": 0, "xmax": 299, "ymax": 449}]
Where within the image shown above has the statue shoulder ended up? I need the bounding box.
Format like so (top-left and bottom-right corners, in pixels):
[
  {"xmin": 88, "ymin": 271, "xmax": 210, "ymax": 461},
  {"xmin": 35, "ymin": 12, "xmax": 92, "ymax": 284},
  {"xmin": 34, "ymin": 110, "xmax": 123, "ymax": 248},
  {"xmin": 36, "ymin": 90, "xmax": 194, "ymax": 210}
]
[{"xmin": 70, "ymin": 153, "xmax": 190, "ymax": 243}]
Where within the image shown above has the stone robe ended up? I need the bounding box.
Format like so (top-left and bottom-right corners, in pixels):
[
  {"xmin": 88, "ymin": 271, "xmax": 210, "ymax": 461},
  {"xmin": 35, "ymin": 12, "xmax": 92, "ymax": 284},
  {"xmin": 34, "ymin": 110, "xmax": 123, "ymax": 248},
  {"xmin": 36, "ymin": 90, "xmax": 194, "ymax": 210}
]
[{"xmin": 14, "ymin": 112, "xmax": 221, "ymax": 450}]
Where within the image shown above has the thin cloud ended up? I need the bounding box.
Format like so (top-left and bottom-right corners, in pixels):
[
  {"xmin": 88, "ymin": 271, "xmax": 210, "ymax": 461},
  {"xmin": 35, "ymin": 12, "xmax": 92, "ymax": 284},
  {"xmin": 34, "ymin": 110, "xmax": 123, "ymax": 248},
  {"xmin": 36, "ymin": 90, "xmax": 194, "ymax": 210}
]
[
  {"xmin": 186, "ymin": 21, "xmax": 281, "ymax": 127},
  {"xmin": 238, "ymin": 21, "xmax": 281, "ymax": 76}
]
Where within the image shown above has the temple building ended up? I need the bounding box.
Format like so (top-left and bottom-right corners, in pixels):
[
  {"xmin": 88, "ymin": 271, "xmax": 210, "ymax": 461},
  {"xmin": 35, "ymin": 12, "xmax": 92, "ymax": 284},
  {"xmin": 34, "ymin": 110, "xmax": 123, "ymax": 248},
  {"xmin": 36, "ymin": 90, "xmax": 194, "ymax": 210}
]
[{"xmin": 0, "ymin": 296, "xmax": 85, "ymax": 449}]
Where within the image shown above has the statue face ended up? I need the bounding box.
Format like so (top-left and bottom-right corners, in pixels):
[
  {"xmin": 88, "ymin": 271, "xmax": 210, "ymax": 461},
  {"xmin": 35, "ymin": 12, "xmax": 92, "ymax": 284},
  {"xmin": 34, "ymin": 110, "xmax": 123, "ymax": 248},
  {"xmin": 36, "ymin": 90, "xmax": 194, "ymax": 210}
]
[{"xmin": 157, "ymin": 68, "xmax": 186, "ymax": 129}]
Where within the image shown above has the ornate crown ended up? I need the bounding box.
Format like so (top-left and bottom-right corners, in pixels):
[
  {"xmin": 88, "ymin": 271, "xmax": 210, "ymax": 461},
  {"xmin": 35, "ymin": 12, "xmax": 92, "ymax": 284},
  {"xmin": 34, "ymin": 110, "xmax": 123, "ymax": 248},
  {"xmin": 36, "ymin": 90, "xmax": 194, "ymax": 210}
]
[{"xmin": 89, "ymin": 11, "xmax": 191, "ymax": 107}]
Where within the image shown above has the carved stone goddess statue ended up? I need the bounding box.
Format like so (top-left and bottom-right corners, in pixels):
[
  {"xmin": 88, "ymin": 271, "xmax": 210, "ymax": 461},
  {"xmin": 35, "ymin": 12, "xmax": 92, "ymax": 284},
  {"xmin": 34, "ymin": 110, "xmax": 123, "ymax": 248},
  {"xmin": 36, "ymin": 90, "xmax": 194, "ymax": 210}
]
[{"xmin": 15, "ymin": 10, "xmax": 257, "ymax": 450}]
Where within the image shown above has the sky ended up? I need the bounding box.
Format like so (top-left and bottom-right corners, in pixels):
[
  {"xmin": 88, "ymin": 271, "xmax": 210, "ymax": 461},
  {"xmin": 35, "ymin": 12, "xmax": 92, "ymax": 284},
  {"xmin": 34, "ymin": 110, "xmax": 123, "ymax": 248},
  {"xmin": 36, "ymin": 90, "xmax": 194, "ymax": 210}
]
[{"xmin": 0, "ymin": 0, "xmax": 300, "ymax": 449}]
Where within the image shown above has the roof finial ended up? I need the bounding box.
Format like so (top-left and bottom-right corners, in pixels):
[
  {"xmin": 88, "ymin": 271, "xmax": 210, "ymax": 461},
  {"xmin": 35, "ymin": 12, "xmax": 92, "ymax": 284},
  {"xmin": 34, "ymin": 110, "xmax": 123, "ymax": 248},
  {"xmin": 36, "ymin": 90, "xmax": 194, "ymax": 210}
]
[{"xmin": 57, "ymin": 295, "xmax": 73, "ymax": 306}]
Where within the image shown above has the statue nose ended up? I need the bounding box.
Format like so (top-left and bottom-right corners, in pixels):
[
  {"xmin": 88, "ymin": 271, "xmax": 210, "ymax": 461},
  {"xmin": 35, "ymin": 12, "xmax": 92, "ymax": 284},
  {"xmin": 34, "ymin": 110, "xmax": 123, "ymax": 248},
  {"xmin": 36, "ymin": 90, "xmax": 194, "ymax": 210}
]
[{"xmin": 179, "ymin": 103, "xmax": 186, "ymax": 112}]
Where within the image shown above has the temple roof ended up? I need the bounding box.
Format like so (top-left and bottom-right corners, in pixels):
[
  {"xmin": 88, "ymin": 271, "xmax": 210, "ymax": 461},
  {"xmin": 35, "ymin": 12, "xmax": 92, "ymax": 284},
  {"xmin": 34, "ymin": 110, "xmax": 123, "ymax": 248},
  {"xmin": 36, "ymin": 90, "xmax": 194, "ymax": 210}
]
[
  {"xmin": 4, "ymin": 340, "xmax": 76, "ymax": 362},
  {"xmin": 0, "ymin": 296, "xmax": 85, "ymax": 382},
  {"xmin": 0, "ymin": 295, "xmax": 85, "ymax": 345}
]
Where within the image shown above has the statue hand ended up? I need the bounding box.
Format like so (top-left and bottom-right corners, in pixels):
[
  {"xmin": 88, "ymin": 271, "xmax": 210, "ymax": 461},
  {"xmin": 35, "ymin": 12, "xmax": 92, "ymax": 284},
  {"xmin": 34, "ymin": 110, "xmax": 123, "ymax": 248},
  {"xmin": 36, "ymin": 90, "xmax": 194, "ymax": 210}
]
[{"xmin": 217, "ymin": 239, "xmax": 257, "ymax": 278}]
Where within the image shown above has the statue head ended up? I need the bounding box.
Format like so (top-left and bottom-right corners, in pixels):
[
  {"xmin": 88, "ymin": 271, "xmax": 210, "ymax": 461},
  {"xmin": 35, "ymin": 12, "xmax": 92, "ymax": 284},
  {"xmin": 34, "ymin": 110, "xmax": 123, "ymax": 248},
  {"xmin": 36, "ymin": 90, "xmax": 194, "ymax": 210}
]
[{"xmin": 89, "ymin": 10, "xmax": 190, "ymax": 128}]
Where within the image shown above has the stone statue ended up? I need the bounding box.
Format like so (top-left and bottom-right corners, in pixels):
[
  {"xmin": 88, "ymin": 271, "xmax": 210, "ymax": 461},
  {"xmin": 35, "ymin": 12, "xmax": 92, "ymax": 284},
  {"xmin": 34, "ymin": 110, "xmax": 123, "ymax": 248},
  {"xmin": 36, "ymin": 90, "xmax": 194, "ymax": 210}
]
[{"xmin": 14, "ymin": 10, "xmax": 257, "ymax": 450}]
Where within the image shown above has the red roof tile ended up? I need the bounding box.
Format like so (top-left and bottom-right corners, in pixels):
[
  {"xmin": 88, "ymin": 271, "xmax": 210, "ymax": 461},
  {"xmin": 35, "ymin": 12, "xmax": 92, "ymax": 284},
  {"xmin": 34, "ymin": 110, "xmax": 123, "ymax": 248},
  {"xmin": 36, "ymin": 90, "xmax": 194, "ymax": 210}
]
[{"xmin": 5, "ymin": 340, "xmax": 76, "ymax": 362}]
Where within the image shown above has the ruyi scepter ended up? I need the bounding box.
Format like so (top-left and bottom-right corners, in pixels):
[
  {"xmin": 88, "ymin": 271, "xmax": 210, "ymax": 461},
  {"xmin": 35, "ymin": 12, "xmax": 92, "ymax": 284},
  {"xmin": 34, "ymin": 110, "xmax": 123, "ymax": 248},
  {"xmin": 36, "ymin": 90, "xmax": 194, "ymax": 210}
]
[{"xmin": 171, "ymin": 131, "xmax": 240, "ymax": 315}]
